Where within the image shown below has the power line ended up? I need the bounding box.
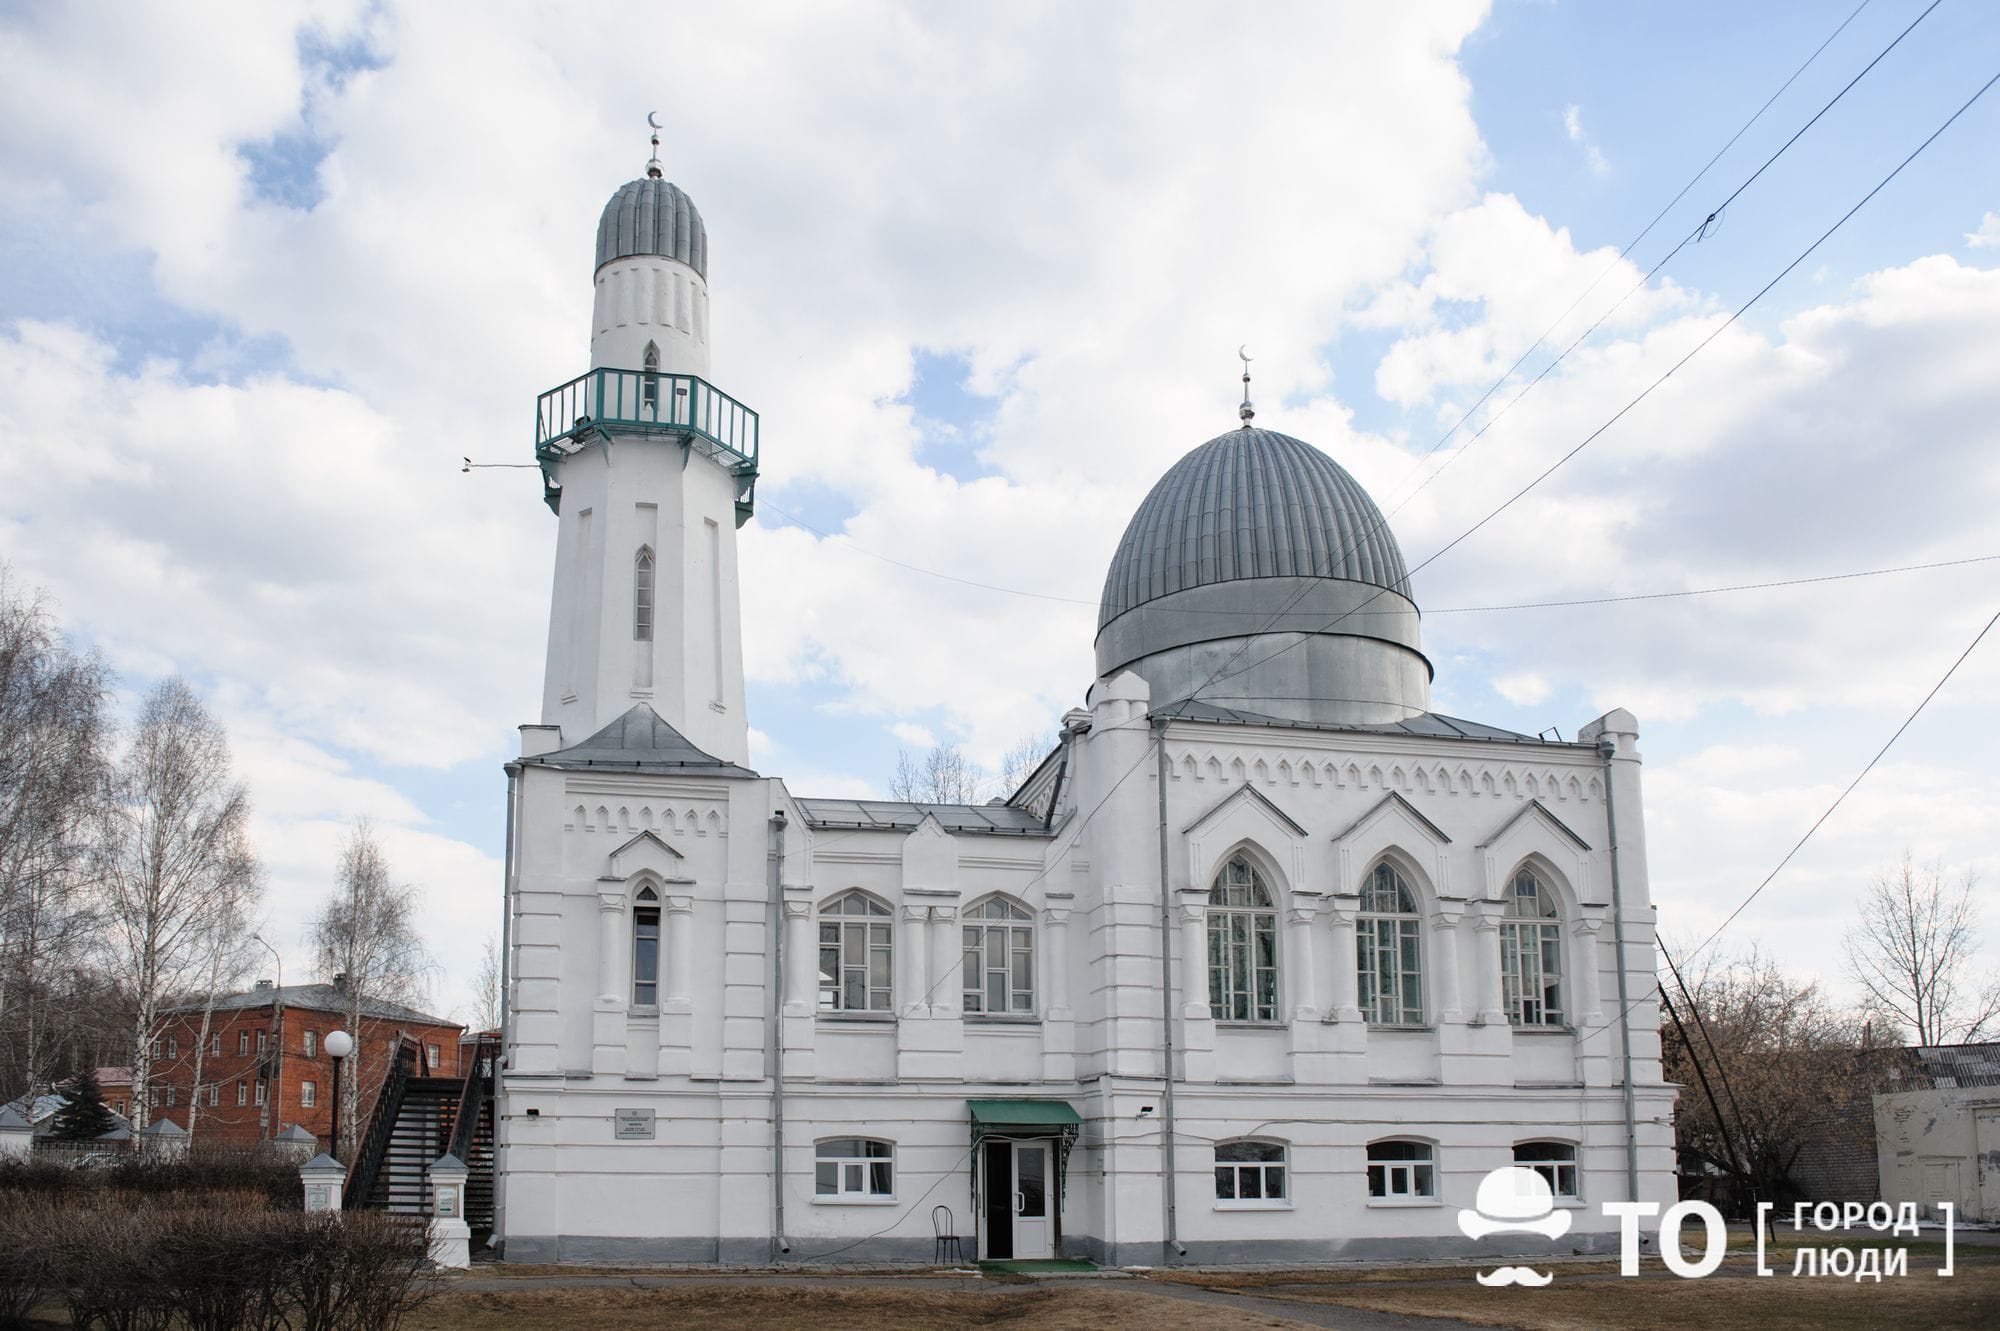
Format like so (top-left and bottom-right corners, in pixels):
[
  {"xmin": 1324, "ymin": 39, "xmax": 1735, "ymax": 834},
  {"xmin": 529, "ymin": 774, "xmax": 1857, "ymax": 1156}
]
[
  {"xmin": 752, "ymin": 512, "xmax": 1999, "ymax": 617},
  {"xmin": 1184, "ymin": 61, "xmax": 2000, "ymax": 706}
]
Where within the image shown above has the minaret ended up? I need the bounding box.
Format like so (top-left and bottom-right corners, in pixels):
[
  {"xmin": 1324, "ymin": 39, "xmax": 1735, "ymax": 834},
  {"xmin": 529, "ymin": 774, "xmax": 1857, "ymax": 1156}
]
[{"xmin": 532, "ymin": 125, "xmax": 757, "ymax": 764}]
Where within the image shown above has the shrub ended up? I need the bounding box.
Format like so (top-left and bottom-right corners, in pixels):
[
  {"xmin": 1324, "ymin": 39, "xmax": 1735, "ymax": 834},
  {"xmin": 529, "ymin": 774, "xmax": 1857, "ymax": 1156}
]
[{"xmin": 20, "ymin": 1195, "xmax": 434, "ymax": 1331}]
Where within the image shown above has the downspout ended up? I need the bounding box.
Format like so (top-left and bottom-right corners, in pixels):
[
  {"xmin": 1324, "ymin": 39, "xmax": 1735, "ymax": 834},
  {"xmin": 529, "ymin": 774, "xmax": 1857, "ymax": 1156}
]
[
  {"xmin": 1597, "ymin": 739, "xmax": 1641, "ymax": 1202},
  {"xmin": 1152, "ymin": 717, "xmax": 1185, "ymax": 1260},
  {"xmin": 768, "ymin": 804, "xmax": 790, "ymax": 1259},
  {"xmin": 494, "ymin": 763, "xmax": 519, "ymax": 1248},
  {"xmin": 500, "ymin": 764, "xmax": 520, "ymax": 1047},
  {"xmin": 1042, "ymin": 732, "xmax": 1072, "ymax": 832}
]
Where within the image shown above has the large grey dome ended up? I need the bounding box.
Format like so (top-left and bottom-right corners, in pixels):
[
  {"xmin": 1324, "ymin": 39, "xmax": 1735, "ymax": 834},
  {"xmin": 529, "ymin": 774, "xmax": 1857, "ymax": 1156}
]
[
  {"xmin": 1099, "ymin": 428, "xmax": 1412, "ymax": 629},
  {"xmin": 596, "ymin": 178, "xmax": 708, "ymax": 278},
  {"xmin": 1095, "ymin": 426, "xmax": 1430, "ymax": 725}
]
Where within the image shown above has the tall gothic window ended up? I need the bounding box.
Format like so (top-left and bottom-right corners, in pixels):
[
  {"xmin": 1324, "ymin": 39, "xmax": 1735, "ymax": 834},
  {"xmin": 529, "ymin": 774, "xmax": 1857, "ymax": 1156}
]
[
  {"xmin": 819, "ymin": 891, "xmax": 892, "ymax": 1012},
  {"xmin": 641, "ymin": 341, "xmax": 660, "ymax": 413},
  {"xmin": 634, "ymin": 547, "xmax": 655, "ymax": 642},
  {"xmin": 1357, "ymin": 861, "xmax": 1423, "ymax": 1025},
  {"xmin": 632, "ymin": 885, "xmax": 660, "ymax": 1007},
  {"xmin": 1207, "ymin": 854, "xmax": 1278, "ymax": 1022},
  {"xmin": 1501, "ymin": 868, "xmax": 1564, "ymax": 1026},
  {"xmin": 962, "ymin": 896, "xmax": 1034, "ymax": 1015}
]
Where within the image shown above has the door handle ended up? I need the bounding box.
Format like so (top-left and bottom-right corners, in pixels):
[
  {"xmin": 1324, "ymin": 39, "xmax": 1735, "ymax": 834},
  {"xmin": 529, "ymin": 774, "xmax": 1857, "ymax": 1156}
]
[{"xmin": 1014, "ymin": 1191, "xmax": 1024, "ymax": 1214}]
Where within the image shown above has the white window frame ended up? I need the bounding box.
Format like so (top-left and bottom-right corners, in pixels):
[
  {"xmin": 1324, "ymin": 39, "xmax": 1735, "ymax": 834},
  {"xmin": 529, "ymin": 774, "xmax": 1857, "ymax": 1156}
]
[
  {"xmin": 167, "ymin": 1036, "xmax": 178, "ymax": 1060},
  {"xmin": 1207, "ymin": 854, "xmax": 1279, "ymax": 1023},
  {"xmin": 236, "ymin": 1082, "xmax": 247, "ymax": 1108},
  {"xmin": 813, "ymin": 1137, "xmax": 895, "ymax": 1203},
  {"xmin": 1366, "ymin": 1139, "xmax": 1437, "ymax": 1205},
  {"xmin": 1501, "ymin": 868, "xmax": 1564, "ymax": 1027},
  {"xmin": 634, "ymin": 547, "xmax": 656, "ymax": 642},
  {"xmin": 301, "ymin": 1081, "xmax": 317, "ymax": 1109},
  {"xmin": 1515, "ymin": 1140, "xmax": 1581, "ymax": 1202},
  {"xmin": 207, "ymin": 1083, "xmax": 218, "ymax": 1107},
  {"xmin": 632, "ymin": 885, "xmax": 661, "ymax": 1008},
  {"xmin": 1214, "ymin": 1139, "xmax": 1290, "ymax": 1209},
  {"xmin": 1357, "ymin": 861, "xmax": 1424, "ymax": 1026},
  {"xmin": 254, "ymin": 1080, "xmax": 266, "ymax": 1107},
  {"xmin": 210, "ymin": 1034, "xmax": 221, "ymax": 1057},
  {"xmin": 962, "ymin": 895, "xmax": 1035, "ymax": 1016},
  {"xmin": 238, "ymin": 1030, "xmax": 249, "ymax": 1055},
  {"xmin": 303, "ymin": 1030, "xmax": 316, "ymax": 1058},
  {"xmin": 818, "ymin": 892, "xmax": 893, "ymax": 1013}
]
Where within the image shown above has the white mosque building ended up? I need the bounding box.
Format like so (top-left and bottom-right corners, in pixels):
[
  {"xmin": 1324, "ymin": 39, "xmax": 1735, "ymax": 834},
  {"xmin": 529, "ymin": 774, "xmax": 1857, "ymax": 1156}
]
[{"xmin": 492, "ymin": 148, "xmax": 1678, "ymax": 1265}]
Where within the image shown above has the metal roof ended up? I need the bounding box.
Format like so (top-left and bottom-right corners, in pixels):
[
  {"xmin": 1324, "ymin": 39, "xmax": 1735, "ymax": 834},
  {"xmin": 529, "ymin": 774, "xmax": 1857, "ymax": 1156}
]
[
  {"xmin": 160, "ymin": 982, "xmax": 456, "ymax": 1027},
  {"xmin": 1160, "ymin": 700, "xmax": 1564, "ymax": 745},
  {"xmin": 524, "ymin": 704, "xmax": 759, "ymax": 777},
  {"xmin": 1099, "ymin": 428, "xmax": 1412, "ymax": 631},
  {"xmin": 1910, "ymin": 1043, "xmax": 2000, "ymax": 1089},
  {"xmin": 596, "ymin": 177, "xmax": 708, "ymax": 277},
  {"xmin": 795, "ymin": 798, "xmax": 1055, "ymax": 837}
]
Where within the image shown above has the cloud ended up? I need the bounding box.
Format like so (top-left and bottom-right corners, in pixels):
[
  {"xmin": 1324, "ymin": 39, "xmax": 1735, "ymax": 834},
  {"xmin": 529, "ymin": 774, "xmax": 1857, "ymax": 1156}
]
[
  {"xmin": 1967, "ymin": 212, "xmax": 2000, "ymax": 249},
  {"xmin": 1563, "ymin": 103, "xmax": 1610, "ymax": 177},
  {"xmin": 3, "ymin": 0, "xmax": 1995, "ymax": 1014}
]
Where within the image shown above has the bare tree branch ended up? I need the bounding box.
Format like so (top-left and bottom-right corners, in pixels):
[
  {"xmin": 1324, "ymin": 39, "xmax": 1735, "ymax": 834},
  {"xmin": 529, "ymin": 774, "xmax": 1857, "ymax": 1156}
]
[
  {"xmin": 98, "ymin": 677, "xmax": 260, "ymax": 1128},
  {"xmin": 1842, "ymin": 851, "xmax": 1998, "ymax": 1045}
]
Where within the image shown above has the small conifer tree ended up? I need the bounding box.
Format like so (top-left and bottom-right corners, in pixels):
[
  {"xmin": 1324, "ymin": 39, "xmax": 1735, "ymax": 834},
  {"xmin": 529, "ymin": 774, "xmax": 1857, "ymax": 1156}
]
[{"xmin": 50, "ymin": 1068, "xmax": 121, "ymax": 1141}]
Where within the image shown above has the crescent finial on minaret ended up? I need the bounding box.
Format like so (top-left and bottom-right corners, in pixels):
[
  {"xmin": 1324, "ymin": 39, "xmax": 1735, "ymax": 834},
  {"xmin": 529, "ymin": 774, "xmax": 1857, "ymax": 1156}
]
[
  {"xmin": 645, "ymin": 111, "xmax": 664, "ymax": 179},
  {"xmin": 1238, "ymin": 345, "xmax": 1255, "ymax": 426}
]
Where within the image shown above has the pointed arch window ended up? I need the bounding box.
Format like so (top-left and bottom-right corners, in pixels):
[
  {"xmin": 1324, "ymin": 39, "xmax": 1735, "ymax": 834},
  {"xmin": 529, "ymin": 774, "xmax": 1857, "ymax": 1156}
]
[
  {"xmin": 819, "ymin": 891, "xmax": 892, "ymax": 1012},
  {"xmin": 641, "ymin": 341, "xmax": 661, "ymax": 413},
  {"xmin": 632, "ymin": 884, "xmax": 660, "ymax": 1007},
  {"xmin": 1208, "ymin": 854, "xmax": 1278, "ymax": 1023},
  {"xmin": 634, "ymin": 546, "xmax": 655, "ymax": 642},
  {"xmin": 962, "ymin": 896, "xmax": 1034, "ymax": 1015},
  {"xmin": 1357, "ymin": 861, "xmax": 1423, "ymax": 1025},
  {"xmin": 1501, "ymin": 868, "xmax": 1563, "ymax": 1026}
]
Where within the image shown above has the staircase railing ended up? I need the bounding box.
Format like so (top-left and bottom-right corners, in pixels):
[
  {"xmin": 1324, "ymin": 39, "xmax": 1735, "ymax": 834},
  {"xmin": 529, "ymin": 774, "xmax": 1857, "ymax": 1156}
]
[
  {"xmin": 446, "ymin": 1036, "xmax": 499, "ymax": 1164},
  {"xmin": 344, "ymin": 1036, "xmax": 424, "ymax": 1208}
]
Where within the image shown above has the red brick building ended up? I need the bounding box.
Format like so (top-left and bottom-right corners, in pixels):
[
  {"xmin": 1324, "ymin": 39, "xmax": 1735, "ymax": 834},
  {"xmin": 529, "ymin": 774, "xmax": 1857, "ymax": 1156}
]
[{"xmin": 147, "ymin": 980, "xmax": 463, "ymax": 1148}]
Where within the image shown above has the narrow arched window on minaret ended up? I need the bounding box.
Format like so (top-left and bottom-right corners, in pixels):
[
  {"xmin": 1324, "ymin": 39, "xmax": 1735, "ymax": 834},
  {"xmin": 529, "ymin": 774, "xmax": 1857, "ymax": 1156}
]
[
  {"xmin": 641, "ymin": 341, "xmax": 660, "ymax": 416},
  {"xmin": 634, "ymin": 547, "xmax": 655, "ymax": 641}
]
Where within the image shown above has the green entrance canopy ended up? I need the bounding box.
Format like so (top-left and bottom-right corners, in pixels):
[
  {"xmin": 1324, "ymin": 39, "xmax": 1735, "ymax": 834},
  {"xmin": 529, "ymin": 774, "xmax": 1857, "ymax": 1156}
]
[
  {"xmin": 968, "ymin": 1101, "xmax": 1082, "ymax": 1202},
  {"xmin": 967, "ymin": 1100, "xmax": 1083, "ymax": 1130}
]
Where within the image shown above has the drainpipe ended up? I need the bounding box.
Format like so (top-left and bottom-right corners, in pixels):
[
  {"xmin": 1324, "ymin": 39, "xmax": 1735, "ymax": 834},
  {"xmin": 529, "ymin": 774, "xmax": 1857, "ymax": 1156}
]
[
  {"xmin": 1152, "ymin": 716, "xmax": 1185, "ymax": 1260},
  {"xmin": 768, "ymin": 804, "xmax": 790, "ymax": 1258},
  {"xmin": 1598, "ymin": 739, "xmax": 1641, "ymax": 1202},
  {"xmin": 500, "ymin": 764, "xmax": 520, "ymax": 1047}
]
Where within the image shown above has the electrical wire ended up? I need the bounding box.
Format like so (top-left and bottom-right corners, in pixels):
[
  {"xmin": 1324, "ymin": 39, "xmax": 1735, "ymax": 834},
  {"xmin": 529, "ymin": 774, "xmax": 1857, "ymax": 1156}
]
[{"xmin": 1180, "ymin": 61, "xmax": 2000, "ymax": 707}]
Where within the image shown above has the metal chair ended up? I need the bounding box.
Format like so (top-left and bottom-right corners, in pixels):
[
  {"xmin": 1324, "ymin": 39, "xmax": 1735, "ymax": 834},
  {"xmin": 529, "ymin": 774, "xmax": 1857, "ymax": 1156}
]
[{"xmin": 932, "ymin": 1204, "xmax": 965, "ymax": 1264}]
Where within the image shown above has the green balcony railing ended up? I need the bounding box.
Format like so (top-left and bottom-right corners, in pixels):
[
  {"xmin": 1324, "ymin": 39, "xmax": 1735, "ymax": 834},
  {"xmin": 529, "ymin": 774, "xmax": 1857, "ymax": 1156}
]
[{"xmin": 534, "ymin": 368, "xmax": 760, "ymax": 520}]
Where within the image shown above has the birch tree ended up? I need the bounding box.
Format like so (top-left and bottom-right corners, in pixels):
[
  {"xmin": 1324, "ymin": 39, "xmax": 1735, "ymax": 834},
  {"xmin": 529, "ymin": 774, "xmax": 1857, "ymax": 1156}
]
[
  {"xmin": 101, "ymin": 678, "xmax": 259, "ymax": 1129},
  {"xmin": 309, "ymin": 822, "xmax": 428, "ymax": 1149},
  {"xmin": 183, "ymin": 882, "xmax": 260, "ymax": 1139},
  {"xmin": 1843, "ymin": 852, "xmax": 1999, "ymax": 1045},
  {"xmin": 0, "ymin": 573, "xmax": 111, "ymax": 1092}
]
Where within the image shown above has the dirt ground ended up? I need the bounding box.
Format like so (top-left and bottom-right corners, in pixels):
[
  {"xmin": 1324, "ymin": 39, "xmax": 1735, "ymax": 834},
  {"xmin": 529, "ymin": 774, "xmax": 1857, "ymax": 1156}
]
[{"xmin": 407, "ymin": 1283, "xmax": 1299, "ymax": 1331}]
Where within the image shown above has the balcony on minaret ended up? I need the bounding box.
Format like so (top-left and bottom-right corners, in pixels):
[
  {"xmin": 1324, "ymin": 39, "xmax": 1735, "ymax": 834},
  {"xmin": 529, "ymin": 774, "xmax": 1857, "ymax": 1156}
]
[{"xmin": 535, "ymin": 368, "xmax": 759, "ymax": 523}]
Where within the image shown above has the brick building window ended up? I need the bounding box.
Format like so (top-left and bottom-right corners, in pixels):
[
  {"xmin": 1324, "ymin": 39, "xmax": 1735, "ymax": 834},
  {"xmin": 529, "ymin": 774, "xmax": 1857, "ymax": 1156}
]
[
  {"xmin": 303, "ymin": 1031, "xmax": 316, "ymax": 1058},
  {"xmin": 211, "ymin": 1034, "xmax": 221, "ymax": 1056},
  {"xmin": 238, "ymin": 1031, "xmax": 249, "ymax": 1055},
  {"xmin": 256, "ymin": 1031, "xmax": 267, "ymax": 1054},
  {"xmin": 165, "ymin": 1085, "xmax": 176, "ymax": 1107},
  {"xmin": 302, "ymin": 1081, "xmax": 317, "ymax": 1108},
  {"xmin": 207, "ymin": 1084, "xmax": 218, "ymax": 1107},
  {"xmin": 167, "ymin": 1037, "xmax": 178, "ymax": 1059},
  {"xmin": 254, "ymin": 1081, "xmax": 266, "ymax": 1106},
  {"xmin": 237, "ymin": 1083, "xmax": 247, "ymax": 1107}
]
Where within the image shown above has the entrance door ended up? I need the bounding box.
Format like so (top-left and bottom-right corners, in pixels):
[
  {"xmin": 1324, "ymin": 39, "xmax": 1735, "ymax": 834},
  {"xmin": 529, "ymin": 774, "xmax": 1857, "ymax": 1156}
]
[
  {"xmin": 980, "ymin": 1139, "xmax": 1055, "ymax": 1260},
  {"xmin": 1977, "ymin": 1111, "xmax": 2000, "ymax": 1223},
  {"xmin": 1012, "ymin": 1140, "xmax": 1053, "ymax": 1259}
]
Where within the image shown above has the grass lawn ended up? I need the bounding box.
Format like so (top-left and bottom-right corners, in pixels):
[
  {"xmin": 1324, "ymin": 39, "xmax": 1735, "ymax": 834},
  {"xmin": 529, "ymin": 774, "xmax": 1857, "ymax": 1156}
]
[
  {"xmin": 403, "ymin": 1283, "xmax": 1300, "ymax": 1330},
  {"xmin": 1157, "ymin": 1234, "xmax": 2000, "ymax": 1331}
]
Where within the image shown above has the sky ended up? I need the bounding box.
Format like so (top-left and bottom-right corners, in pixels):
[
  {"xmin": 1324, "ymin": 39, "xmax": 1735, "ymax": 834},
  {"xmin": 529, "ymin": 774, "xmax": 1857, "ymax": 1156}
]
[{"xmin": 2, "ymin": 0, "xmax": 1997, "ymax": 1028}]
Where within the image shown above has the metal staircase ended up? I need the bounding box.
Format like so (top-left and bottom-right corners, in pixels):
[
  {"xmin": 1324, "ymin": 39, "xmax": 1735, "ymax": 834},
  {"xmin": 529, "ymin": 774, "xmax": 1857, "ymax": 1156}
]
[{"xmin": 347, "ymin": 1037, "xmax": 497, "ymax": 1232}]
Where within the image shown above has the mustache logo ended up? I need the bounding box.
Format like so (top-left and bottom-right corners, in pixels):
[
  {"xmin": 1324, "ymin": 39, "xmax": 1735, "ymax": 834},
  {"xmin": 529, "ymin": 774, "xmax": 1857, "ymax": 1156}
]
[{"xmin": 1476, "ymin": 1266, "xmax": 1553, "ymax": 1287}]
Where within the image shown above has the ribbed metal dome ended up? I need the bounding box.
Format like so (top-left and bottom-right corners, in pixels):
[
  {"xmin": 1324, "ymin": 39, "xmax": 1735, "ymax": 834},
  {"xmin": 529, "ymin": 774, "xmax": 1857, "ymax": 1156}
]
[
  {"xmin": 595, "ymin": 178, "xmax": 708, "ymax": 278},
  {"xmin": 1098, "ymin": 427, "xmax": 1412, "ymax": 631}
]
